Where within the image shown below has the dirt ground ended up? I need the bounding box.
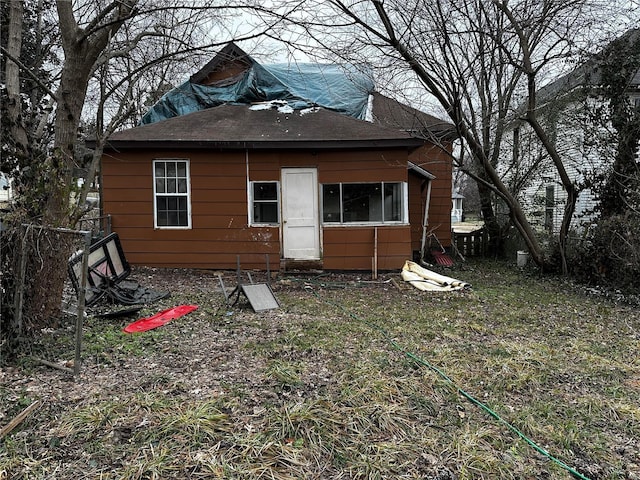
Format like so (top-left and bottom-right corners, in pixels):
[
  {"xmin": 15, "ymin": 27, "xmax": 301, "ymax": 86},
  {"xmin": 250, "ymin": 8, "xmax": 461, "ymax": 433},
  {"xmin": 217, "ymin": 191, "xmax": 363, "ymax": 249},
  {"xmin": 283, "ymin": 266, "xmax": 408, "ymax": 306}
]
[{"xmin": 3, "ymin": 266, "xmax": 315, "ymax": 413}]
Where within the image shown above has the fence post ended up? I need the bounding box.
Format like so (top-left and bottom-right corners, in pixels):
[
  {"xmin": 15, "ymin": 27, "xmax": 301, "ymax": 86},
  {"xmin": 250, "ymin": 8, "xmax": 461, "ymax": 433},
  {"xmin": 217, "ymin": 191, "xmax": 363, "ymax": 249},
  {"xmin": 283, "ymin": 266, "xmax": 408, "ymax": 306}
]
[
  {"xmin": 12, "ymin": 225, "xmax": 28, "ymax": 337},
  {"xmin": 73, "ymin": 231, "xmax": 92, "ymax": 376}
]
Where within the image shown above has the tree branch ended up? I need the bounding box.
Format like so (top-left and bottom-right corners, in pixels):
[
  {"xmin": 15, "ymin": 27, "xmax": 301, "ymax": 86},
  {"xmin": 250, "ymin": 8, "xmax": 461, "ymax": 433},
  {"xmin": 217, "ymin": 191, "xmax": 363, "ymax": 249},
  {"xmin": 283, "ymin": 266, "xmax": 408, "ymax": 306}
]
[{"xmin": 0, "ymin": 46, "xmax": 59, "ymax": 101}]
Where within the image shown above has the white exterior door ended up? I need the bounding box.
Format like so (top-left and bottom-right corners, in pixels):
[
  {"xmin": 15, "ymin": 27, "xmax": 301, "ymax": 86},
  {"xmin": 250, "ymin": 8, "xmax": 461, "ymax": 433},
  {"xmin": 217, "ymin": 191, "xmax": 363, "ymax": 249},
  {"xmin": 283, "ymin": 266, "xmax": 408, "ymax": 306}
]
[{"xmin": 281, "ymin": 168, "xmax": 320, "ymax": 259}]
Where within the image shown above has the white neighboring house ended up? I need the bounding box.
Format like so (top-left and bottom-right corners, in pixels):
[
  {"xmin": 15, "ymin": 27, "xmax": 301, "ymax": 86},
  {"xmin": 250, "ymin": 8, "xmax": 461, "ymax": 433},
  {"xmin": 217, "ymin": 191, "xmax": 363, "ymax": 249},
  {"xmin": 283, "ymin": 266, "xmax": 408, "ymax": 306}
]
[
  {"xmin": 507, "ymin": 28, "xmax": 640, "ymax": 235},
  {"xmin": 451, "ymin": 191, "xmax": 464, "ymax": 223},
  {"xmin": 0, "ymin": 172, "xmax": 13, "ymax": 204}
]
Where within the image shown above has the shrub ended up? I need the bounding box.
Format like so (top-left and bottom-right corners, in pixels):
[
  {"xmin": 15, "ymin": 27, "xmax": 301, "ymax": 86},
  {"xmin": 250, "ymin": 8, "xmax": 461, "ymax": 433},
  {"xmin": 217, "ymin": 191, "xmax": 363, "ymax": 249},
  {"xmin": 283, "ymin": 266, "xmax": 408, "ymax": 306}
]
[{"xmin": 570, "ymin": 212, "xmax": 640, "ymax": 292}]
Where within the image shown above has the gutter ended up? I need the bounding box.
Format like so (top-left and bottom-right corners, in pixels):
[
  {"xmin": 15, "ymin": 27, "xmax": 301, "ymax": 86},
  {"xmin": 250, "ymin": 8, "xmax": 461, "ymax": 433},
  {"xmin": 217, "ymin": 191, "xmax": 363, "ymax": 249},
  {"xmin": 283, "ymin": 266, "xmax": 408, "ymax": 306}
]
[{"xmin": 96, "ymin": 138, "xmax": 426, "ymax": 152}]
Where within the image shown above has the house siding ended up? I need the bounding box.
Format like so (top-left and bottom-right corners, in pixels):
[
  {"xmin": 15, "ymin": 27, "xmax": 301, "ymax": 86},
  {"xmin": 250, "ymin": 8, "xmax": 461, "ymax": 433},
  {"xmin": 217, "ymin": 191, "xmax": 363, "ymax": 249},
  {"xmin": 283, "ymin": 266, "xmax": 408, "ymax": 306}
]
[
  {"xmin": 408, "ymin": 172, "xmax": 427, "ymax": 255},
  {"xmin": 409, "ymin": 143, "xmax": 453, "ymax": 248},
  {"xmin": 102, "ymin": 147, "xmax": 433, "ymax": 271},
  {"xmin": 513, "ymin": 101, "xmax": 611, "ymax": 234},
  {"xmin": 103, "ymin": 149, "xmax": 280, "ymax": 270},
  {"xmin": 322, "ymin": 226, "xmax": 411, "ymax": 270}
]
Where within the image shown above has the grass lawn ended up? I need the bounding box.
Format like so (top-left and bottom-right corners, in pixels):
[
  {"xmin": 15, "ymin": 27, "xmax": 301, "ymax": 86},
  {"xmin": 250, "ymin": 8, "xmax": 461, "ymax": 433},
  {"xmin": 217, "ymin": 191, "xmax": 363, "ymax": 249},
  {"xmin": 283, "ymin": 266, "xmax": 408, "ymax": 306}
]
[{"xmin": 1, "ymin": 259, "xmax": 639, "ymax": 479}]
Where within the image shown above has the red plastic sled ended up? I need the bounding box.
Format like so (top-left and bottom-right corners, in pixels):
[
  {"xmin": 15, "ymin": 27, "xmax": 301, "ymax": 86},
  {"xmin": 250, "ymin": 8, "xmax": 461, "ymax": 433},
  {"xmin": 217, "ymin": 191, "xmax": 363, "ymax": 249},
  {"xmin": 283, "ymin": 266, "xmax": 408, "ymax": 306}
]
[
  {"xmin": 123, "ymin": 305, "xmax": 199, "ymax": 333},
  {"xmin": 431, "ymin": 250, "xmax": 454, "ymax": 267}
]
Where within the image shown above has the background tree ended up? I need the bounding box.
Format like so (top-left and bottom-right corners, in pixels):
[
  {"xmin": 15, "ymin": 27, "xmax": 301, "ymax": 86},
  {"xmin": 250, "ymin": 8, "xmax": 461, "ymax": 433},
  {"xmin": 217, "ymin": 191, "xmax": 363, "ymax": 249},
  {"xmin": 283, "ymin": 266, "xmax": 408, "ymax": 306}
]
[
  {"xmin": 257, "ymin": 0, "xmax": 638, "ymax": 271},
  {"xmin": 596, "ymin": 30, "xmax": 640, "ymax": 219},
  {"xmin": 1, "ymin": 0, "xmax": 58, "ymax": 205},
  {"xmin": 1, "ymin": 0, "xmax": 143, "ymax": 343},
  {"xmin": 0, "ymin": 0, "xmax": 277, "ymax": 358},
  {"xmin": 571, "ymin": 29, "xmax": 640, "ymax": 289}
]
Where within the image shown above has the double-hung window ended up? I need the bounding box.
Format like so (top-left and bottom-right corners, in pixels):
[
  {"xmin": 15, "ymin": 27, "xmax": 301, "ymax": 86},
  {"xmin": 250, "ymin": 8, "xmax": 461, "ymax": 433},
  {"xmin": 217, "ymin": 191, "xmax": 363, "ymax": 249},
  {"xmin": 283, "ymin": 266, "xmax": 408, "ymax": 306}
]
[
  {"xmin": 153, "ymin": 159, "xmax": 191, "ymax": 228},
  {"xmin": 250, "ymin": 181, "xmax": 279, "ymax": 225},
  {"xmin": 322, "ymin": 182, "xmax": 406, "ymax": 224}
]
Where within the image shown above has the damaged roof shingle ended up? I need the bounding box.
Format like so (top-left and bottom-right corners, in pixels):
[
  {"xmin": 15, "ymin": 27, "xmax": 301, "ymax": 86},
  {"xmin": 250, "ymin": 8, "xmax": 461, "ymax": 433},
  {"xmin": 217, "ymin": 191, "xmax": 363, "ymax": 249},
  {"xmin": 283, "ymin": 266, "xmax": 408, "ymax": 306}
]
[{"xmin": 105, "ymin": 104, "xmax": 426, "ymax": 151}]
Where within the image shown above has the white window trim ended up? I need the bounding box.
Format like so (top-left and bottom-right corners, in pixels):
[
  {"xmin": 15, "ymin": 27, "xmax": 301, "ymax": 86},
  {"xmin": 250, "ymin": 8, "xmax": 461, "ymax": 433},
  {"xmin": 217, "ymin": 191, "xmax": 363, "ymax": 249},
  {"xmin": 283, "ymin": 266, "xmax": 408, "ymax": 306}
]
[
  {"xmin": 153, "ymin": 159, "xmax": 192, "ymax": 229},
  {"xmin": 249, "ymin": 180, "xmax": 280, "ymax": 226},
  {"xmin": 322, "ymin": 181, "xmax": 408, "ymax": 226}
]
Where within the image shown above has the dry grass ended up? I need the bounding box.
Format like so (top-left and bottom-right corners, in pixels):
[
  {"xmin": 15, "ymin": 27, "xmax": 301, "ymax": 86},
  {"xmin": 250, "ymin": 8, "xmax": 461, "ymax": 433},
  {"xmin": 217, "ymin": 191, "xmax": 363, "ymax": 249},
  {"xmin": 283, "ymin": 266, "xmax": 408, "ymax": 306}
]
[{"xmin": 1, "ymin": 259, "xmax": 639, "ymax": 479}]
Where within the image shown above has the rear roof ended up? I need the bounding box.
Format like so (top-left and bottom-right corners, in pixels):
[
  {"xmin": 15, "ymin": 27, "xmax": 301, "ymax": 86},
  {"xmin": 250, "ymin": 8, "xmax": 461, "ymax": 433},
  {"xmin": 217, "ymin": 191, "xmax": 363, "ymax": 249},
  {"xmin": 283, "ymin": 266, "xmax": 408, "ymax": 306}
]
[
  {"xmin": 105, "ymin": 103, "xmax": 425, "ymax": 151},
  {"xmin": 371, "ymin": 92, "xmax": 456, "ymax": 141}
]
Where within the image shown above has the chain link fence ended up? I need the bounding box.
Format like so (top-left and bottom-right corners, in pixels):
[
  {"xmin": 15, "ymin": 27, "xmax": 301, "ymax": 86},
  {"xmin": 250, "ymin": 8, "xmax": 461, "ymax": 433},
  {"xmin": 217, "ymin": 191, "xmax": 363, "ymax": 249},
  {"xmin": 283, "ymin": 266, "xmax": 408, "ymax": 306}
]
[{"xmin": 1, "ymin": 223, "xmax": 92, "ymax": 375}]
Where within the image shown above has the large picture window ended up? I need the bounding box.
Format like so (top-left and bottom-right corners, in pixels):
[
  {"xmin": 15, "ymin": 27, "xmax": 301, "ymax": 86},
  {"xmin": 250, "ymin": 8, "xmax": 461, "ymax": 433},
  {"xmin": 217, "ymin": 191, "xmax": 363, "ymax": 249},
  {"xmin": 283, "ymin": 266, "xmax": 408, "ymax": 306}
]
[
  {"xmin": 153, "ymin": 159, "xmax": 191, "ymax": 228},
  {"xmin": 322, "ymin": 182, "xmax": 406, "ymax": 224},
  {"xmin": 251, "ymin": 181, "xmax": 279, "ymax": 224}
]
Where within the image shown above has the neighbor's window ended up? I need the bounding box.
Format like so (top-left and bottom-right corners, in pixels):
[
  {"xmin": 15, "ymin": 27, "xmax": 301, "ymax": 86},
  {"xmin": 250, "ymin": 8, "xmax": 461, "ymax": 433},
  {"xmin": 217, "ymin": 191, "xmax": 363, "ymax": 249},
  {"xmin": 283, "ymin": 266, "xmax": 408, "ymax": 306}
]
[
  {"xmin": 322, "ymin": 182, "xmax": 405, "ymax": 224},
  {"xmin": 251, "ymin": 181, "xmax": 279, "ymax": 224},
  {"xmin": 153, "ymin": 159, "xmax": 191, "ymax": 228},
  {"xmin": 545, "ymin": 184, "xmax": 555, "ymax": 233}
]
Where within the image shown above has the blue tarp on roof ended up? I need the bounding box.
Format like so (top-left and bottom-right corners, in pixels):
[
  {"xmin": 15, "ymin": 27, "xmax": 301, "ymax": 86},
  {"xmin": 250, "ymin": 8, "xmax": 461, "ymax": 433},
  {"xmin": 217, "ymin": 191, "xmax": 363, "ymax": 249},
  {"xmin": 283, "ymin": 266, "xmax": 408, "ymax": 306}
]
[{"xmin": 140, "ymin": 62, "xmax": 375, "ymax": 125}]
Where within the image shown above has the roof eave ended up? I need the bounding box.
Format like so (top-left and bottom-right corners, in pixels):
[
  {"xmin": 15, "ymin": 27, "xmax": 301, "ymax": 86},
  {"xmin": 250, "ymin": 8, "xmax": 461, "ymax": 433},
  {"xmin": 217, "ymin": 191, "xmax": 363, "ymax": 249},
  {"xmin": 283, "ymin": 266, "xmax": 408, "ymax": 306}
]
[{"xmin": 102, "ymin": 139, "xmax": 425, "ymax": 151}]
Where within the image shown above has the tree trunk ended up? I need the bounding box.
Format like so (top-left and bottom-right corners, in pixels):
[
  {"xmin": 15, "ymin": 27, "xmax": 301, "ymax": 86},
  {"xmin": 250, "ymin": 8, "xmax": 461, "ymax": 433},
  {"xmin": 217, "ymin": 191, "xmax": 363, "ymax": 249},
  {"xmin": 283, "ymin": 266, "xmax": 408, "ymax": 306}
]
[
  {"xmin": 5, "ymin": 0, "xmax": 29, "ymax": 157},
  {"xmin": 464, "ymin": 129, "xmax": 549, "ymax": 267},
  {"xmin": 476, "ymin": 172, "xmax": 503, "ymax": 256},
  {"xmin": 27, "ymin": 0, "xmax": 139, "ymax": 322},
  {"xmin": 46, "ymin": 61, "xmax": 93, "ymax": 225}
]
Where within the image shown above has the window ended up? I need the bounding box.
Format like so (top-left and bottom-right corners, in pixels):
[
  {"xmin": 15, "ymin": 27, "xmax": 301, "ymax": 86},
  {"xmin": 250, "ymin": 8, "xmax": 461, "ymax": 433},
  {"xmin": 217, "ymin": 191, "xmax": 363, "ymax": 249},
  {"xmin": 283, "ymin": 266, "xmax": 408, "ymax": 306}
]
[
  {"xmin": 322, "ymin": 182, "xmax": 405, "ymax": 224},
  {"xmin": 153, "ymin": 159, "xmax": 191, "ymax": 228},
  {"xmin": 251, "ymin": 182, "xmax": 279, "ymax": 224},
  {"xmin": 545, "ymin": 184, "xmax": 555, "ymax": 233}
]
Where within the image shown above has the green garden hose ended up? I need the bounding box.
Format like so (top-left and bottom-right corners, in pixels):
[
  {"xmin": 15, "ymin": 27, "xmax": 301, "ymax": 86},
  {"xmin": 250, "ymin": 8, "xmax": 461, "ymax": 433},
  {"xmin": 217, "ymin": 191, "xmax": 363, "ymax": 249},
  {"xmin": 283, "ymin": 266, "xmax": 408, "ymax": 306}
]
[{"xmin": 308, "ymin": 284, "xmax": 591, "ymax": 480}]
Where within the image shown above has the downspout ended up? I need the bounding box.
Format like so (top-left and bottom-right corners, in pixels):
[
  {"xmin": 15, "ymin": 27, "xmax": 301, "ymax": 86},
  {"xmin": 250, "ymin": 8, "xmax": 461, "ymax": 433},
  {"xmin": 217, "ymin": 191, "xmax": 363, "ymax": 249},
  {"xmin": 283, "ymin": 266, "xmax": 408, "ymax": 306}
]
[{"xmin": 420, "ymin": 179, "xmax": 432, "ymax": 262}]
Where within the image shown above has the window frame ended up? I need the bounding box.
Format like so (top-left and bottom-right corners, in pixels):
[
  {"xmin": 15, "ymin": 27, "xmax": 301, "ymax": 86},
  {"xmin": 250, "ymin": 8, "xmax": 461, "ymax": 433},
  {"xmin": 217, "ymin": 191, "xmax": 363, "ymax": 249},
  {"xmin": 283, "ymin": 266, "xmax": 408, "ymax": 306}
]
[
  {"xmin": 249, "ymin": 180, "xmax": 280, "ymax": 226},
  {"xmin": 321, "ymin": 181, "xmax": 408, "ymax": 225},
  {"xmin": 544, "ymin": 184, "xmax": 555, "ymax": 233},
  {"xmin": 152, "ymin": 159, "xmax": 192, "ymax": 229}
]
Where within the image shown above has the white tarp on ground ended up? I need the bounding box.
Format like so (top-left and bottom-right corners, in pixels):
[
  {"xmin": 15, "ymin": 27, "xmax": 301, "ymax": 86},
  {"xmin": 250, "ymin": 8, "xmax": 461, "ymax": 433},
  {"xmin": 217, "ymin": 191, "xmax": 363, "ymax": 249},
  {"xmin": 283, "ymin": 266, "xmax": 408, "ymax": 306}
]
[{"xmin": 401, "ymin": 260, "xmax": 470, "ymax": 292}]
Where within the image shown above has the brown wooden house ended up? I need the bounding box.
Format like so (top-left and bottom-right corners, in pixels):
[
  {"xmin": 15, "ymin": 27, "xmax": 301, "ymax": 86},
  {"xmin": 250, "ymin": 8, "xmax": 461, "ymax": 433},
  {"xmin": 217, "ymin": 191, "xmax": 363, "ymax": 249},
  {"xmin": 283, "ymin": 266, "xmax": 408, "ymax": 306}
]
[{"xmin": 99, "ymin": 45, "xmax": 455, "ymax": 271}]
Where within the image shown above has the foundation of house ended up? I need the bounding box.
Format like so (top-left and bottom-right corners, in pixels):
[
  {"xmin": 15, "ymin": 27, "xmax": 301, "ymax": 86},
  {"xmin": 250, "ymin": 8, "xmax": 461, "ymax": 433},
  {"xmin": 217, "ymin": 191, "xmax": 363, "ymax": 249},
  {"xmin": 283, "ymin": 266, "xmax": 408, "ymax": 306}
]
[{"xmin": 280, "ymin": 259, "xmax": 324, "ymax": 272}]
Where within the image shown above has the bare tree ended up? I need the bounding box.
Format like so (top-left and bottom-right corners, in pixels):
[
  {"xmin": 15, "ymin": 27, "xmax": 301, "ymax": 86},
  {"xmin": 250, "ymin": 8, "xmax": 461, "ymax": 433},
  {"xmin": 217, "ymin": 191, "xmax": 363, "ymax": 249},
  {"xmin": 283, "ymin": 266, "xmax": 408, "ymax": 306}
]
[
  {"xmin": 257, "ymin": 0, "xmax": 637, "ymax": 271},
  {"xmin": 1, "ymin": 0, "xmax": 279, "ymax": 352}
]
